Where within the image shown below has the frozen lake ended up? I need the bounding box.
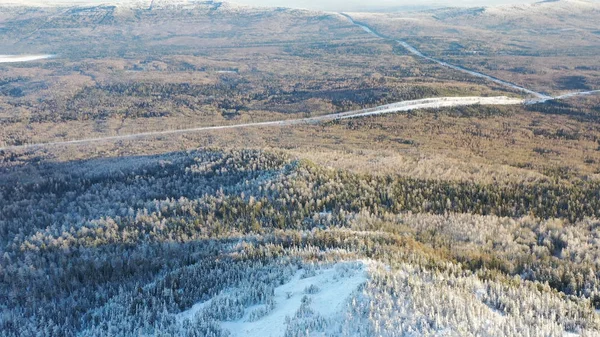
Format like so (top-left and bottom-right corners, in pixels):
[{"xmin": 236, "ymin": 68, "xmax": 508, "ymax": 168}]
[{"xmin": 0, "ymin": 55, "xmax": 55, "ymax": 63}]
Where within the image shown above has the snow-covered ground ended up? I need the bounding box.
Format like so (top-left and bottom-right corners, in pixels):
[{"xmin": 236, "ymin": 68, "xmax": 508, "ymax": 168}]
[
  {"xmin": 177, "ymin": 262, "xmax": 368, "ymax": 337},
  {"xmin": 0, "ymin": 55, "xmax": 55, "ymax": 63},
  {"xmin": 177, "ymin": 298, "xmax": 212, "ymax": 323}
]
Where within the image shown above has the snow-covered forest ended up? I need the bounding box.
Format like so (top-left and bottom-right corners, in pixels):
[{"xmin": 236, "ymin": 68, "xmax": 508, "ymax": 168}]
[{"xmin": 1, "ymin": 149, "xmax": 600, "ymax": 336}]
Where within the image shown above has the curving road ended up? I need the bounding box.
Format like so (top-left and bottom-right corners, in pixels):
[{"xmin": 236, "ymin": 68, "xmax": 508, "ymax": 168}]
[{"xmin": 0, "ymin": 96, "xmax": 523, "ymax": 151}]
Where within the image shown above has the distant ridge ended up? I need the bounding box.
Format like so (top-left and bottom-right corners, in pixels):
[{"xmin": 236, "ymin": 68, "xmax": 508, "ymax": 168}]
[{"xmin": 485, "ymin": 0, "xmax": 599, "ymax": 14}]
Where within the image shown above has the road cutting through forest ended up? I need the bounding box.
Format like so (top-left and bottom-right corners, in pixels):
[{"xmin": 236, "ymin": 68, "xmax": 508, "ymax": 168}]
[
  {"xmin": 1, "ymin": 15, "xmax": 598, "ymax": 151},
  {"xmin": 0, "ymin": 96, "xmax": 524, "ymax": 151}
]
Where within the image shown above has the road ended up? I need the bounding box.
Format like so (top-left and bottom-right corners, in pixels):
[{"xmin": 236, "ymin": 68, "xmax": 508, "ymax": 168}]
[
  {"xmin": 1, "ymin": 14, "xmax": 598, "ymax": 152},
  {"xmin": 340, "ymin": 13, "xmax": 600, "ymax": 104},
  {"xmin": 339, "ymin": 13, "xmax": 554, "ymax": 101},
  {"xmin": 0, "ymin": 96, "xmax": 523, "ymax": 151},
  {"xmin": 554, "ymin": 90, "xmax": 600, "ymax": 100},
  {"xmin": 338, "ymin": 96, "xmax": 523, "ymax": 118}
]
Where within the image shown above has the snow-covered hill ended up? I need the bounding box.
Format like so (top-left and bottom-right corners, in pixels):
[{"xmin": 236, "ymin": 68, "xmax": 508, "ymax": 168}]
[
  {"xmin": 0, "ymin": 0, "xmax": 250, "ymax": 9},
  {"xmin": 485, "ymin": 0, "xmax": 600, "ymax": 17},
  {"xmin": 431, "ymin": 0, "xmax": 600, "ymax": 27},
  {"xmin": 0, "ymin": 0, "xmax": 150, "ymax": 7}
]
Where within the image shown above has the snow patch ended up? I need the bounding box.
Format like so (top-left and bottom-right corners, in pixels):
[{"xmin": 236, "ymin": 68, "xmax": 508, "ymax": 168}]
[
  {"xmin": 474, "ymin": 286, "xmax": 506, "ymax": 323},
  {"xmin": 222, "ymin": 262, "xmax": 367, "ymax": 337},
  {"xmin": 177, "ymin": 298, "xmax": 211, "ymax": 323},
  {"xmin": 179, "ymin": 261, "xmax": 368, "ymax": 337}
]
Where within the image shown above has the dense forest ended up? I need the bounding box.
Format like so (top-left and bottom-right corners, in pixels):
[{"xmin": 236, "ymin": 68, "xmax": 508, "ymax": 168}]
[{"xmin": 1, "ymin": 149, "xmax": 600, "ymax": 336}]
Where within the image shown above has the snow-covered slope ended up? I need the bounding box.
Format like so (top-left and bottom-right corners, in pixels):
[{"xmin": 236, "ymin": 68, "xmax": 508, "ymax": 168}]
[
  {"xmin": 178, "ymin": 262, "xmax": 368, "ymax": 337},
  {"xmin": 439, "ymin": 0, "xmax": 600, "ymax": 27},
  {"xmin": 485, "ymin": 0, "xmax": 600, "ymax": 17},
  {"xmin": 0, "ymin": 0, "xmax": 150, "ymax": 7},
  {"xmin": 412, "ymin": 0, "xmax": 600, "ymax": 26},
  {"xmin": 0, "ymin": 0, "xmax": 249, "ymax": 9}
]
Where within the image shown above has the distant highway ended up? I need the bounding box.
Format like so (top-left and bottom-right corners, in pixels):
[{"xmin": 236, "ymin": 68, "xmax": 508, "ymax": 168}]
[
  {"xmin": 1, "ymin": 14, "xmax": 598, "ymax": 152},
  {"xmin": 0, "ymin": 96, "xmax": 523, "ymax": 151},
  {"xmin": 340, "ymin": 13, "xmax": 600, "ymax": 104},
  {"xmin": 339, "ymin": 13, "xmax": 556, "ymax": 102}
]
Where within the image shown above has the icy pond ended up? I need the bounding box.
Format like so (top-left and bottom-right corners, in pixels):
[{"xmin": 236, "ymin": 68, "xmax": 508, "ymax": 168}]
[{"xmin": 0, "ymin": 55, "xmax": 55, "ymax": 63}]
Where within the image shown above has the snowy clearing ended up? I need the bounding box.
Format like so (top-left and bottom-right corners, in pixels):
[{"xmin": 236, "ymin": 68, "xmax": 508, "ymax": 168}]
[
  {"xmin": 0, "ymin": 55, "xmax": 55, "ymax": 63},
  {"xmin": 178, "ymin": 262, "xmax": 368, "ymax": 337}
]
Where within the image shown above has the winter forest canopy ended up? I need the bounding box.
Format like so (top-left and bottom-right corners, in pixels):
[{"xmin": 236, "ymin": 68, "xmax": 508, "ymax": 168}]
[{"xmin": 2, "ymin": 149, "xmax": 600, "ymax": 336}]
